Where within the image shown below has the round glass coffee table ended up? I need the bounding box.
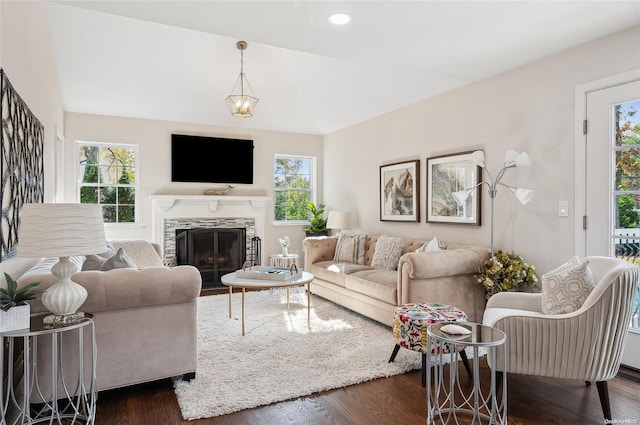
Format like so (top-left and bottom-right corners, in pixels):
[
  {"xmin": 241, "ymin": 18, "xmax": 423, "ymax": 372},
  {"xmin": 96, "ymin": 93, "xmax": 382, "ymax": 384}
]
[
  {"xmin": 221, "ymin": 271, "xmax": 314, "ymax": 336},
  {"xmin": 426, "ymin": 322, "xmax": 507, "ymax": 425}
]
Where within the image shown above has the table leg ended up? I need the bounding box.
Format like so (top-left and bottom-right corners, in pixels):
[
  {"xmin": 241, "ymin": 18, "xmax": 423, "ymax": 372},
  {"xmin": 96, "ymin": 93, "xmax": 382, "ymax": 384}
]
[
  {"xmin": 241, "ymin": 287, "xmax": 246, "ymax": 336},
  {"xmin": 307, "ymin": 282, "xmax": 311, "ymax": 330},
  {"xmin": 228, "ymin": 285, "xmax": 232, "ymax": 318}
]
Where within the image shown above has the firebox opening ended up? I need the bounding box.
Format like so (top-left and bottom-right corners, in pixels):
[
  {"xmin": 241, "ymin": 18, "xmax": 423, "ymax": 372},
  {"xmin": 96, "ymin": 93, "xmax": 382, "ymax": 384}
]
[{"xmin": 176, "ymin": 227, "xmax": 246, "ymax": 289}]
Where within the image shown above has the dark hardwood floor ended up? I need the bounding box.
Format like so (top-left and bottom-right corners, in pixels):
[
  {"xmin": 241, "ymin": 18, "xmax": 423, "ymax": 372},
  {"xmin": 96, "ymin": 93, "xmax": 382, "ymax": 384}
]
[{"xmin": 96, "ymin": 359, "xmax": 640, "ymax": 425}]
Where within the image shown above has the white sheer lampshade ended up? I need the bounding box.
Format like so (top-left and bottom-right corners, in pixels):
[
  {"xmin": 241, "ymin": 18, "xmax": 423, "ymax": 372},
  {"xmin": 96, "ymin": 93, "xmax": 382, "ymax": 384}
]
[
  {"xmin": 470, "ymin": 150, "xmax": 486, "ymax": 167},
  {"xmin": 18, "ymin": 203, "xmax": 106, "ymax": 319},
  {"xmin": 326, "ymin": 211, "xmax": 352, "ymax": 231},
  {"xmin": 510, "ymin": 187, "xmax": 535, "ymax": 205},
  {"xmin": 505, "ymin": 150, "xmax": 532, "ymax": 168},
  {"xmin": 452, "ymin": 190, "xmax": 471, "ymax": 206}
]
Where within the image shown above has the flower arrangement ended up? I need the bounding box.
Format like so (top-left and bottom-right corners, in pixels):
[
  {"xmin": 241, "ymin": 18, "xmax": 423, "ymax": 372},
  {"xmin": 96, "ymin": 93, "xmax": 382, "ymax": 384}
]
[
  {"xmin": 278, "ymin": 236, "xmax": 290, "ymax": 248},
  {"xmin": 279, "ymin": 236, "xmax": 290, "ymax": 256},
  {"xmin": 475, "ymin": 250, "xmax": 538, "ymax": 299}
]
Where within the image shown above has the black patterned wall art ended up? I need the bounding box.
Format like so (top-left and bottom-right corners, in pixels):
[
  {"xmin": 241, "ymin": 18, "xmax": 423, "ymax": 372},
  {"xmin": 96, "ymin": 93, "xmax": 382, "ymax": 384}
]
[{"xmin": 1, "ymin": 68, "xmax": 44, "ymax": 261}]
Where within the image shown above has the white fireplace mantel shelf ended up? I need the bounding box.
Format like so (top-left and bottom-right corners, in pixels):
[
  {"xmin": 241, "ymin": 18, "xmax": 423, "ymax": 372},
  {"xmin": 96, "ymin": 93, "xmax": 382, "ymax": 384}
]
[{"xmin": 150, "ymin": 194, "xmax": 270, "ymax": 212}]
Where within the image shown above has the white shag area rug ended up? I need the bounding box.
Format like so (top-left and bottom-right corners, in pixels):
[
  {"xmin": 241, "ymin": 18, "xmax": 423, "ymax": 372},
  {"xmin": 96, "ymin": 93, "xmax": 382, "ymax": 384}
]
[{"xmin": 174, "ymin": 289, "xmax": 477, "ymax": 420}]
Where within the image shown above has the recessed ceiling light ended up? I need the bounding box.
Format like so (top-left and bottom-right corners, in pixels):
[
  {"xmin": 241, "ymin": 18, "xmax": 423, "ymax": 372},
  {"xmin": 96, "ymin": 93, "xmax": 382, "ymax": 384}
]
[{"xmin": 328, "ymin": 13, "xmax": 351, "ymax": 25}]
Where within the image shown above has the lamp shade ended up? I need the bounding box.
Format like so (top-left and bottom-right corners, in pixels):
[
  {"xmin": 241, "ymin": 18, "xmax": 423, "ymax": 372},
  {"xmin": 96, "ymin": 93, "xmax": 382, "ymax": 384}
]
[
  {"xmin": 505, "ymin": 150, "xmax": 531, "ymax": 168},
  {"xmin": 326, "ymin": 211, "xmax": 352, "ymax": 230},
  {"xmin": 452, "ymin": 190, "xmax": 471, "ymax": 206},
  {"xmin": 510, "ymin": 187, "xmax": 534, "ymax": 205},
  {"xmin": 18, "ymin": 203, "xmax": 106, "ymax": 258},
  {"xmin": 470, "ymin": 150, "xmax": 486, "ymax": 167}
]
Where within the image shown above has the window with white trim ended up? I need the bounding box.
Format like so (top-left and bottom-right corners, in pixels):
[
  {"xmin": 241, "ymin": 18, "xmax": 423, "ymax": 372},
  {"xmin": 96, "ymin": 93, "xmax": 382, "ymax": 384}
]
[
  {"xmin": 274, "ymin": 155, "xmax": 315, "ymax": 223},
  {"xmin": 76, "ymin": 141, "xmax": 138, "ymax": 224}
]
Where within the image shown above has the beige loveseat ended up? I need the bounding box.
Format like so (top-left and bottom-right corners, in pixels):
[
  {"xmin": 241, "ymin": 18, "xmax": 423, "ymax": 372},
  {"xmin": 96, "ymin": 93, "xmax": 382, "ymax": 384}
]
[
  {"xmin": 17, "ymin": 240, "xmax": 202, "ymax": 397},
  {"xmin": 303, "ymin": 235, "xmax": 489, "ymax": 326}
]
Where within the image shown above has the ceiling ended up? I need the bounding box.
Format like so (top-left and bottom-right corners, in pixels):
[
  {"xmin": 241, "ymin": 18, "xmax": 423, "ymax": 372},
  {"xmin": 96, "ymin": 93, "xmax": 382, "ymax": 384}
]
[{"xmin": 46, "ymin": 1, "xmax": 640, "ymax": 135}]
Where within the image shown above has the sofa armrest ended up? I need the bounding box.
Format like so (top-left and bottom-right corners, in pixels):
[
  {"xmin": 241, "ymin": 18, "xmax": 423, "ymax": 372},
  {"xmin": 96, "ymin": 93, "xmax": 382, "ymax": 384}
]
[
  {"xmin": 302, "ymin": 236, "xmax": 337, "ymax": 270},
  {"xmin": 24, "ymin": 265, "xmax": 202, "ymax": 314},
  {"xmin": 398, "ymin": 245, "xmax": 489, "ymax": 279},
  {"xmin": 485, "ymin": 291, "xmax": 543, "ymax": 312}
]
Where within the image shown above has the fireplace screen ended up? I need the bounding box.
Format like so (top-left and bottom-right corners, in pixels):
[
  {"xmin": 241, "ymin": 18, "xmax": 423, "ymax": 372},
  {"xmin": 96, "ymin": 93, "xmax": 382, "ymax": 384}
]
[{"xmin": 176, "ymin": 228, "xmax": 246, "ymax": 288}]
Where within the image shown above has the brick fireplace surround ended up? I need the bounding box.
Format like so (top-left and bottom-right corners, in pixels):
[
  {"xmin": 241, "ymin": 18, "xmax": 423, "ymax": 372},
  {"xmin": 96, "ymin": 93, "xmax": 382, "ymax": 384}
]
[{"xmin": 150, "ymin": 195, "xmax": 270, "ymax": 266}]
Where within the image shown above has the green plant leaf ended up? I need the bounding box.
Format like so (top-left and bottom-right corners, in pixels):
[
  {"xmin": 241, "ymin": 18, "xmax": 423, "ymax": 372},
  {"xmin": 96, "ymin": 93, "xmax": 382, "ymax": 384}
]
[{"xmin": 1, "ymin": 273, "xmax": 42, "ymax": 310}]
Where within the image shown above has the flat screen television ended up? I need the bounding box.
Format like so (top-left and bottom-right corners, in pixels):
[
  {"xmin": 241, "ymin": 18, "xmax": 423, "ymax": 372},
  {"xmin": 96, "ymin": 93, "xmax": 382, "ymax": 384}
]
[{"xmin": 171, "ymin": 134, "xmax": 254, "ymax": 184}]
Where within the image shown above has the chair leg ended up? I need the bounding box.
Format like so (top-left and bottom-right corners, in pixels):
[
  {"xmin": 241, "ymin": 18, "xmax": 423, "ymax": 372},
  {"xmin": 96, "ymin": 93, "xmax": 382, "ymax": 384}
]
[
  {"xmin": 459, "ymin": 350, "xmax": 472, "ymax": 378},
  {"xmin": 422, "ymin": 353, "xmax": 427, "ymax": 387},
  {"xmin": 389, "ymin": 344, "xmax": 400, "ymax": 363},
  {"xmin": 595, "ymin": 381, "xmax": 612, "ymax": 421}
]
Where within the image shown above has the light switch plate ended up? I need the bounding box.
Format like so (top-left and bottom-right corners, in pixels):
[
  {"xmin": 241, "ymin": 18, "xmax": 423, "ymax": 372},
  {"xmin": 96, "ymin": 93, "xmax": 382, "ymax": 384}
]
[{"xmin": 559, "ymin": 201, "xmax": 569, "ymax": 217}]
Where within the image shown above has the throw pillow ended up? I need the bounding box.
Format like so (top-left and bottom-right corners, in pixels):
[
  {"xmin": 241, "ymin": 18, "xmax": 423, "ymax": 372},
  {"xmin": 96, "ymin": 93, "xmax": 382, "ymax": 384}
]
[
  {"xmin": 99, "ymin": 248, "xmax": 137, "ymax": 271},
  {"xmin": 370, "ymin": 235, "xmax": 404, "ymax": 270},
  {"xmin": 82, "ymin": 242, "xmax": 118, "ymax": 271},
  {"xmin": 334, "ymin": 233, "xmax": 367, "ymax": 264},
  {"xmin": 541, "ymin": 257, "xmax": 595, "ymax": 315},
  {"xmin": 415, "ymin": 236, "xmax": 442, "ymax": 253},
  {"xmin": 82, "ymin": 254, "xmax": 108, "ymax": 271}
]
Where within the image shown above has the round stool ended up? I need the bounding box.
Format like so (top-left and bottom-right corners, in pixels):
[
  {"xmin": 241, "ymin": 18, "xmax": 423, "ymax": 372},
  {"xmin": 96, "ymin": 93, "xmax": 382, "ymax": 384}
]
[{"xmin": 389, "ymin": 303, "xmax": 472, "ymax": 386}]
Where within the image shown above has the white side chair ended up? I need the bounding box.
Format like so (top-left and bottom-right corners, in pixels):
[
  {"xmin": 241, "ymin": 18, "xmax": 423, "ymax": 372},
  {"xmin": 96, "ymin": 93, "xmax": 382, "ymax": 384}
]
[{"xmin": 483, "ymin": 256, "xmax": 639, "ymax": 422}]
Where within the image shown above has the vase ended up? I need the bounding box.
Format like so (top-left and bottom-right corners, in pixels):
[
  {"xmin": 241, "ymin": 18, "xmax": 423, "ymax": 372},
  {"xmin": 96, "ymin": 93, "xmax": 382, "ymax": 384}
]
[
  {"xmin": 281, "ymin": 247, "xmax": 289, "ymax": 257},
  {"xmin": 0, "ymin": 304, "xmax": 30, "ymax": 332}
]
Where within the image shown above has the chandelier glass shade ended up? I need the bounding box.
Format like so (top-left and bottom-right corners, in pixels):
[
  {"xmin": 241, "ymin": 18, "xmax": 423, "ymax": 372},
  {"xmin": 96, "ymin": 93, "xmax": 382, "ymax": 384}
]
[{"xmin": 226, "ymin": 41, "xmax": 258, "ymax": 118}]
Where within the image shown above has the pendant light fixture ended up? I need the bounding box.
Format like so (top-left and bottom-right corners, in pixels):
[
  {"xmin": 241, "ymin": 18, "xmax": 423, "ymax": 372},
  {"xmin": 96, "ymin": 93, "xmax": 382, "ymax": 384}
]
[{"xmin": 226, "ymin": 41, "xmax": 259, "ymax": 118}]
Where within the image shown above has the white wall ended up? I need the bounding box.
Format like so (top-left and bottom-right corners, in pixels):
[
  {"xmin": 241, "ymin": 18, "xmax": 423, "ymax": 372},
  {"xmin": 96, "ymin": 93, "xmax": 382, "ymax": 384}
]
[
  {"xmin": 323, "ymin": 26, "xmax": 640, "ymax": 275},
  {"xmin": 1, "ymin": 1, "xmax": 64, "ymax": 287},
  {"xmin": 63, "ymin": 113, "xmax": 323, "ymax": 259},
  {"xmin": 1, "ymin": 1, "xmax": 64, "ymax": 201}
]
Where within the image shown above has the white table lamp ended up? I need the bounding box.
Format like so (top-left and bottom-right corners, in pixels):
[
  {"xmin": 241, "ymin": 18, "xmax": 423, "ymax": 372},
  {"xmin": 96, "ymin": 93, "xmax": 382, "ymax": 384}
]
[
  {"xmin": 18, "ymin": 203, "xmax": 106, "ymax": 323},
  {"xmin": 327, "ymin": 211, "xmax": 352, "ymax": 233}
]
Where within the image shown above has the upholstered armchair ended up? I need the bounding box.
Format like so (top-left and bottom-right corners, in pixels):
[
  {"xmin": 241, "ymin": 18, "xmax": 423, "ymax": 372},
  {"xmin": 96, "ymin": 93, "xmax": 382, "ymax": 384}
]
[{"xmin": 483, "ymin": 256, "xmax": 639, "ymax": 422}]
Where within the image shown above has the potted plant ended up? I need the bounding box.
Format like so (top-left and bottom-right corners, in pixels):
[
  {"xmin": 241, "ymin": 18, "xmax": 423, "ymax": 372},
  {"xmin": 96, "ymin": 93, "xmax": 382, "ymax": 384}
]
[
  {"xmin": 475, "ymin": 250, "xmax": 538, "ymax": 299},
  {"xmin": 1, "ymin": 273, "xmax": 42, "ymax": 332},
  {"xmin": 304, "ymin": 202, "xmax": 328, "ymax": 236}
]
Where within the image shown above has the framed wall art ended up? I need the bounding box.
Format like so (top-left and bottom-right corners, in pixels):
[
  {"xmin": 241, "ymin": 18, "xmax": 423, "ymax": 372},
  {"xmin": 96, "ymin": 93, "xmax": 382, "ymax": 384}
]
[
  {"xmin": 1, "ymin": 68, "xmax": 45, "ymax": 261},
  {"xmin": 380, "ymin": 160, "xmax": 419, "ymax": 222},
  {"xmin": 426, "ymin": 151, "xmax": 481, "ymax": 225}
]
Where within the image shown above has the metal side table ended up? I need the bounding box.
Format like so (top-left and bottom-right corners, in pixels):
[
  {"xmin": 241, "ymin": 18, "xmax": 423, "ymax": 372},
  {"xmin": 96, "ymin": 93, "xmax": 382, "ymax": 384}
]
[
  {"xmin": 1, "ymin": 313, "xmax": 97, "ymax": 425},
  {"xmin": 426, "ymin": 322, "xmax": 507, "ymax": 425}
]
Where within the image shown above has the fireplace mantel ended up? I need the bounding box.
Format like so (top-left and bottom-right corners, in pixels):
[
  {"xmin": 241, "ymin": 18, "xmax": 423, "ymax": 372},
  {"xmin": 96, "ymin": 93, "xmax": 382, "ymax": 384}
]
[
  {"xmin": 150, "ymin": 194, "xmax": 270, "ymax": 212},
  {"xmin": 150, "ymin": 194, "xmax": 271, "ymax": 264}
]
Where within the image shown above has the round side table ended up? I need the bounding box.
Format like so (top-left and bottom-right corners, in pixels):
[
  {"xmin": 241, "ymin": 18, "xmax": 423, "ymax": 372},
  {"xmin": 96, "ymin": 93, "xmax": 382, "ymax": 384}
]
[
  {"xmin": 0, "ymin": 313, "xmax": 97, "ymax": 425},
  {"xmin": 426, "ymin": 322, "xmax": 507, "ymax": 425},
  {"xmin": 269, "ymin": 254, "xmax": 299, "ymax": 269}
]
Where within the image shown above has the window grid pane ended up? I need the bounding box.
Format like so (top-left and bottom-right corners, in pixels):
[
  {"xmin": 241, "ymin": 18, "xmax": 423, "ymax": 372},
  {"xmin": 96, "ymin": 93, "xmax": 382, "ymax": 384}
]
[
  {"xmin": 78, "ymin": 142, "xmax": 138, "ymax": 224},
  {"xmin": 274, "ymin": 156, "xmax": 314, "ymax": 222},
  {"xmin": 612, "ymin": 100, "xmax": 640, "ymax": 334}
]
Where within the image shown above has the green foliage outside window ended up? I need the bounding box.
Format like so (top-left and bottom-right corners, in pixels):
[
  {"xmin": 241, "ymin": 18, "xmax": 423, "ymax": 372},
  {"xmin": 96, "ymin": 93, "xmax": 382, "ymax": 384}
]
[
  {"xmin": 619, "ymin": 195, "xmax": 639, "ymax": 228},
  {"xmin": 78, "ymin": 143, "xmax": 137, "ymax": 224},
  {"xmin": 274, "ymin": 156, "xmax": 313, "ymax": 221},
  {"xmin": 615, "ymin": 103, "xmax": 640, "ymax": 231}
]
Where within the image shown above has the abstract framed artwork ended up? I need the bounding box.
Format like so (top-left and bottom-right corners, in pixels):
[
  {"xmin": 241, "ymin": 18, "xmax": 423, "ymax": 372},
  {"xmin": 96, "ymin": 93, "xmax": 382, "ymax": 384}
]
[
  {"xmin": 380, "ymin": 160, "xmax": 419, "ymax": 222},
  {"xmin": 1, "ymin": 68, "xmax": 44, "ymax": 261},
  {"xmin": 426, "ymin": 151, "xmax": 482, "ymax": 225}
]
